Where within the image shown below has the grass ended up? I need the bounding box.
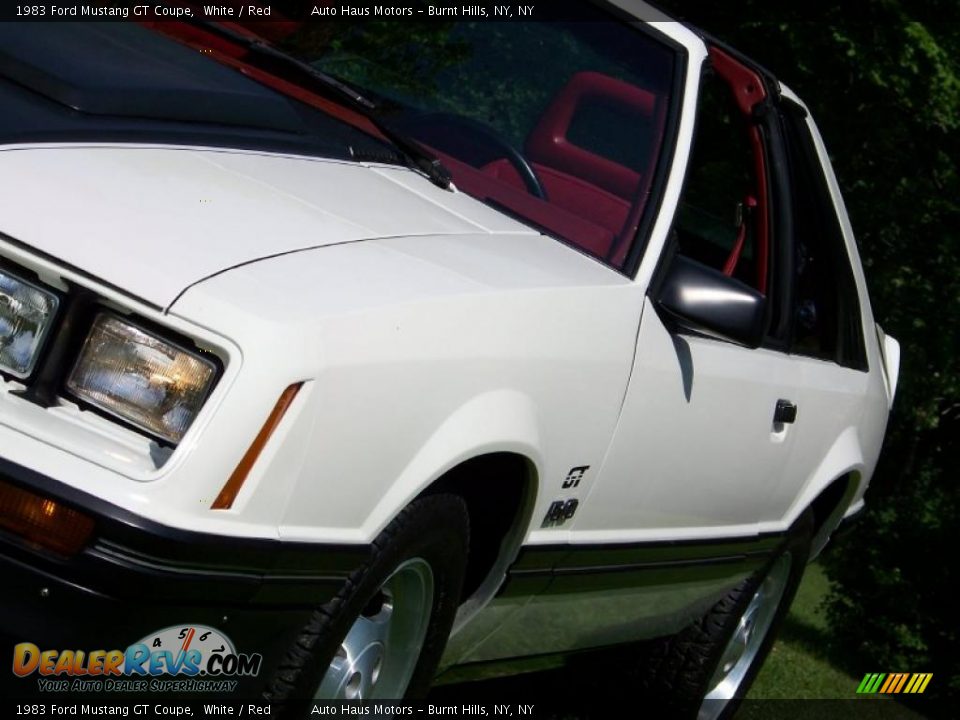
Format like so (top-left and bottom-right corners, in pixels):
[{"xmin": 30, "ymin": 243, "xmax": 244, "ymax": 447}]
[
  {"xmin": 748, "ymin": 562, "xmax": 860, "ymax": 699},
  {"xmin": 742, "ymin": 563, "xmax": 932, "ymax": 719}
]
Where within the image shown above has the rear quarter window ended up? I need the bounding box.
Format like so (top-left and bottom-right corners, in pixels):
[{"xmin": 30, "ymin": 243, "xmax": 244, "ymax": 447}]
[{"xmin": 782, "ymin": 103, "xmax": 867, "ymax": 370}]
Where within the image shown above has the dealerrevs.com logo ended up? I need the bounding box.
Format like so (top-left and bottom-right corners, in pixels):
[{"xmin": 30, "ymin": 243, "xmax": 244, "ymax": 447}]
[{"xmin": 12, "ymin": 625, "xmax": 262, "ymax": 693}]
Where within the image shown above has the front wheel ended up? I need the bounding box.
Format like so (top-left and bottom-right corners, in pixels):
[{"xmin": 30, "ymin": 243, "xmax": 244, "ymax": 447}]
[
  {"xmin": 266, "ymin": 494, "xmax": 469, "ymax": 710},
  {"xmin": 315, "ymin": 556, "xmax": 435, "ymax": 699}
]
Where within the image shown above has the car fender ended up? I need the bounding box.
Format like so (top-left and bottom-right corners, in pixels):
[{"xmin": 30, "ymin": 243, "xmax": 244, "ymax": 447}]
[{"xmin": 364, "ymin": 389, "xmax": 543, "ymax": 542}]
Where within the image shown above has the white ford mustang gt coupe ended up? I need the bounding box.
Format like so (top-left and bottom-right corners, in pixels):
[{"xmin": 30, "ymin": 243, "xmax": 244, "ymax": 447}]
[{"xmin": 0, "ymin": 4, "xmax": 898, "ymax": 717}]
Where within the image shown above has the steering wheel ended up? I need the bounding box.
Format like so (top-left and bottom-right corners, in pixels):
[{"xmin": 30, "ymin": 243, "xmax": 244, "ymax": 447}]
[{"xmin": 399, "ymin": 112, "xmax": 548, "ymax": 200}]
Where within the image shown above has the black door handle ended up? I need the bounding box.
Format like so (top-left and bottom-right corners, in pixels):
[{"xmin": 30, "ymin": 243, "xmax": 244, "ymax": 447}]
[{"xmin": 774, "ymin": 399, "xmax": 798, "ymax": 424}]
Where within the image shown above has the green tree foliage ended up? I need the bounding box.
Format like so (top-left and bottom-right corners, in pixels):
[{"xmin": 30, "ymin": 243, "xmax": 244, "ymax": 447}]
[{"xmin": 658, "ymin": 0, "xmax": 960, "ymax": 705}]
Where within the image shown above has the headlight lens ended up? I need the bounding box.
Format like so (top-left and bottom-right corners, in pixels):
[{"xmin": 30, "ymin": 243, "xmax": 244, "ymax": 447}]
[
  {"xmin": 66, "ymin": 314, "xmax": 217, "ymax": 443},
  {"xmin": 0, "ymin": 268, "xmax": 59, "ymax": 378}
]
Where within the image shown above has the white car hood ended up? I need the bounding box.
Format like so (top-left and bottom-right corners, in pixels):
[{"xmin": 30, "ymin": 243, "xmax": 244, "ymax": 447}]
[{"xmin": 0, "ymin": 145, "xmax": 528, "ymax": 308}]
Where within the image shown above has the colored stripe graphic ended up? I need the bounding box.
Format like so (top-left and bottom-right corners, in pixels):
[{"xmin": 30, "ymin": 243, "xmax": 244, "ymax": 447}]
[
  {"xmin": 879, "ymin": 674, "xmax": 896, "ymax": 693},
  {"xmin": 857, "ymin": 672, "xmax": 932, "ymax": 694},
  {"xmin": 857, "ymin": 673, "xmax": 885, "ymax": 693},
  {"xmin": 904, "ymin": 673, "xmax": 933, "ymax": 694},
  {"xmin": 892, "ymin": 673, "xmax": 910, "ymax": 693}
]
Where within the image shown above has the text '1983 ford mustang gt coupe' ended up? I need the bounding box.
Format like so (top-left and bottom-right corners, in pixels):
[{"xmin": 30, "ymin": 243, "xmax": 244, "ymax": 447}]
[{"xmin": 0, "ymin": 3, "xmax": 899, "ymax": 717}]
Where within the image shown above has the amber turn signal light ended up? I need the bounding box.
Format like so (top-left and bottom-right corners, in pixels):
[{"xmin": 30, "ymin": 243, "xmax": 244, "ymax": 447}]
[
  {"xmin": 212, "ymin": 382, "xmax": 303, "ymax": 510},
  {"xmin": 0, "ymin": 479, "xmax": 95, "ymax": 556}
]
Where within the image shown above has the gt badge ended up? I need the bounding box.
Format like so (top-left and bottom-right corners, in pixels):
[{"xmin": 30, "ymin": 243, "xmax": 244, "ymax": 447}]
[{"xmin": 562, "ymin": 465, "xmax": 590, "ymax": 489}]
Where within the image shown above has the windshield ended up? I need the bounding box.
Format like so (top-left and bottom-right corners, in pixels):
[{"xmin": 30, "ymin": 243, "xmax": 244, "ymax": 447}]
[
  {"xmin": 0, "ymin": 12, "xmax": 679, "ymax": 272},
  {"xmin": 275, "ymin": 16, "xmax": 679, "ymax": 270}
]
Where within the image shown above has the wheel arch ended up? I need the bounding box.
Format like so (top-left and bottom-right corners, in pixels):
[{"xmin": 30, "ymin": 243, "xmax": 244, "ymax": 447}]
[
  {"xmin": 419, "ymin": 451, "xmax": 539, "ymax": 631},
  {"xmin": 807, "ymin": 471, "xmax": 860, "ymax": 560},
  {"xmin": 785, "ymin": 426, "xmax": 866, "ymax": 559}
]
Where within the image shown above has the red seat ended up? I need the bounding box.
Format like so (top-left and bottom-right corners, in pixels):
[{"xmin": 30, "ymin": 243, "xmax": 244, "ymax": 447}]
[
  {"xmin": 521, "ymin": 72, "xmax": 667, "ymax": 266},
  {"xmin": 442, "ymin": 71, "xmax": 669, "ymax": 265},
  {"xmin": 525, "ymin": 71, "xmax": 658, "ymax": 200}
]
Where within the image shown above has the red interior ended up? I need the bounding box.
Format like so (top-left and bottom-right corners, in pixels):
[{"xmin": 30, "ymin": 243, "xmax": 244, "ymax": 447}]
[
  {"xmin": 526, "ymin": 72, "xmax": 656, "ymax": 199},
  {"xmin": 480, "ymin": 158, "xmax": 632, "ymax": 240},
  {"xmin": 709, "ymin": 47, "xmax": 770, "ymax": 293},
  {"xmin": 467, "ymin": 71, "xmax": 667, "ymax": 266},
  {"xmin": 438, "ymin": 152, "xmax": 617, "ymax": 258}
]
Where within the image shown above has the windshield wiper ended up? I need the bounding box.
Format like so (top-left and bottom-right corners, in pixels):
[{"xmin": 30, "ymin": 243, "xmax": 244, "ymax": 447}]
[{"xmin": 182, "ymin": 19, "xmax": 453, "ymax": 189}]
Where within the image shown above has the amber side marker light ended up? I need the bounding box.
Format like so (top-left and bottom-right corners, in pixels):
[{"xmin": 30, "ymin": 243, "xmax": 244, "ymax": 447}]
[
  {"xmin": 212, "ymin": 382, "xmax": 303, "ymax": 510},
  {"xmin": 0, "ymin": 479, "xmax": 95, "ymax": 556}
]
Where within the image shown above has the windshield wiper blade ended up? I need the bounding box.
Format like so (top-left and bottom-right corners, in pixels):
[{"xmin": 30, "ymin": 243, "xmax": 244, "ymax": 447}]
[{"xmin": 182, "ymin": 19, "xmax": 453, "ymax": 189}]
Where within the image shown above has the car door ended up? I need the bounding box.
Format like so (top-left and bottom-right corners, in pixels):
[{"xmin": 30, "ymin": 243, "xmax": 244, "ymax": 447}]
[{"xmin": 573, "ymin": 48, "xmax": 805, "ymax": 540}]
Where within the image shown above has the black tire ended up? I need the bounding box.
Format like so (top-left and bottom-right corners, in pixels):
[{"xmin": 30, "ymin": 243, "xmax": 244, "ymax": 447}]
[
  {"xmin": 265, "ymin": 494, "xmax": 469, "ymax": 713},
  {"xmin": 636, "ymin": 511, "xmax": 814, "ymax": 719}
]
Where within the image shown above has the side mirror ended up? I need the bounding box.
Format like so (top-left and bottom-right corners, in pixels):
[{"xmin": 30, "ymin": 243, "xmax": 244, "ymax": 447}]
[{"xmin": 655, "ymin": 255, "xmax": 766, "ymax": 348}]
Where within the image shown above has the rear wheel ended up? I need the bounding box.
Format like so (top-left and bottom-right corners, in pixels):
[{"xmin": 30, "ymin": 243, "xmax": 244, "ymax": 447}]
[
  {"xmin": 266, "ymin": 495, "xmax": 469, "ymax": 710},
  {"xmin": 639, "ymin": 511, "xmax": 813, "ymax": 719},
  {"xmin": 697, "ymin": 550, "xmax": 795, "ymax": 718}
]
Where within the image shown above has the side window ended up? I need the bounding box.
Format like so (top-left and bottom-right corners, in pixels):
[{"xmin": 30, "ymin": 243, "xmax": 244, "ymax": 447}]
[
  {"xmin": 674, "ymin": 56, "xmax": 770, "ymax": 296},
  {"xmin": 782, "ymin": 107, "xmax": 867, "ymax": 369}
]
